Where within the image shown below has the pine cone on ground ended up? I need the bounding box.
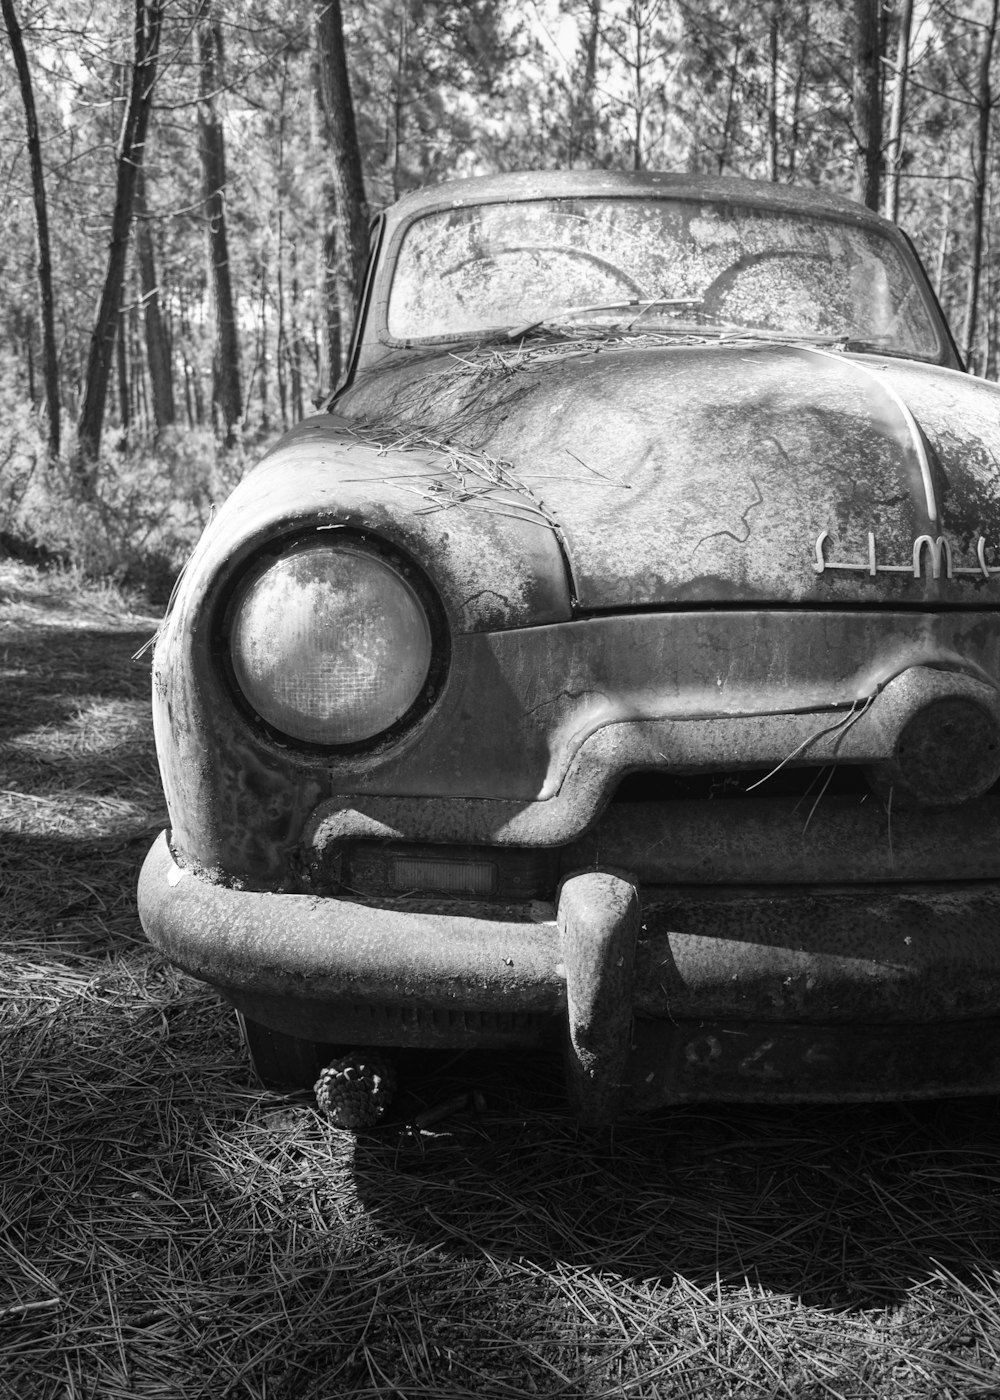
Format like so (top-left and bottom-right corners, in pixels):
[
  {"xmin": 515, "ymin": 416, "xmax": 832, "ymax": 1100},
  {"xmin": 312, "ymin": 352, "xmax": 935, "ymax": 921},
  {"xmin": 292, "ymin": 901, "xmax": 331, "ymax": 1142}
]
[{"xmin": 314, "ymin": 1051, "xmax": 397, "ymax": 1129}]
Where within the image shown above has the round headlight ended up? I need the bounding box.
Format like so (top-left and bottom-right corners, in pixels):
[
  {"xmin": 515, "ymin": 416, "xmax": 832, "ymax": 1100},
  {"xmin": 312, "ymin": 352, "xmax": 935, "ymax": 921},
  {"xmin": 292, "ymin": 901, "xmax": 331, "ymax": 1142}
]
[{"xmin": 229, "ymin": 540, "xmax": 434, "ymax": 746}]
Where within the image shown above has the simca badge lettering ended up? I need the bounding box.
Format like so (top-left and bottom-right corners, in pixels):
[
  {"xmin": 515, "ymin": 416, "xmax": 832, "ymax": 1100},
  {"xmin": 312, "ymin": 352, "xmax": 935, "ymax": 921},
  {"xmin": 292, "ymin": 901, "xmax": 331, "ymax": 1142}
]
[{"xmin": 813, "ymin": 529, "xmax": 1000, "ymax": 580}]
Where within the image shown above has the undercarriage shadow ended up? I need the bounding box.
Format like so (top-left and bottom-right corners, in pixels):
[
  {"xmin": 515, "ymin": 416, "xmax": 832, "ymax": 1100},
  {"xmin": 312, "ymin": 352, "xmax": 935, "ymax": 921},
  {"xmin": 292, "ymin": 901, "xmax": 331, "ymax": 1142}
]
[{"xmin": 352, "ymin": 1047, "xmax": 1000, "ymax": 1311}]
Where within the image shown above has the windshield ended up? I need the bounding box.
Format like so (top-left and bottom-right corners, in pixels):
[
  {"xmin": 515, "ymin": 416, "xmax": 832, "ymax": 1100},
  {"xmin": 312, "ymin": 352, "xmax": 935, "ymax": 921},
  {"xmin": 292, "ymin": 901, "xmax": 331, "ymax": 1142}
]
[{"xmin": 386, "ymin": 196, "xmax": 943, "ymax": 359}]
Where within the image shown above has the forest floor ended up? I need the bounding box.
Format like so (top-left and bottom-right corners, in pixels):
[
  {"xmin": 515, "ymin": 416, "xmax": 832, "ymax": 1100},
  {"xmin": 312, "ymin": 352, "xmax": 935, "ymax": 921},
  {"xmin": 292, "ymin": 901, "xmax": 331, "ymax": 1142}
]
[{"xmin": 3, "ymin": 559, "xmax": 1000, "ymax": 1399}]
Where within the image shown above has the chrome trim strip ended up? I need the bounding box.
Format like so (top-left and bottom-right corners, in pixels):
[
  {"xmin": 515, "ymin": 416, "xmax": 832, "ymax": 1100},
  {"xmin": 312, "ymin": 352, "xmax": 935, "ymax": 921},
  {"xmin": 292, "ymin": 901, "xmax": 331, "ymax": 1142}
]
[{"xmin": 800, "ymin": 347, "xmax": 939, "ymax": 526}]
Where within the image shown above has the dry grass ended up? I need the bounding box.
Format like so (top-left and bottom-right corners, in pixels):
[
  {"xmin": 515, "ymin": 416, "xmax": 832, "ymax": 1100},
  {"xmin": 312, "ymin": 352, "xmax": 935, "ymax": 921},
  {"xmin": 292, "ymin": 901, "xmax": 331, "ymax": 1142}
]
[
  {"xmin": 341, "ymin": 329, "xmax": 717, "ymax": 504},
  {"xmin": 343, "ymin": 423, "xmax": 560, "ymax": 531},
  {"xmin": 4, "ymin": 558, "xmax": 1000, "ymax": 1398},
  {"xmin": 441, "ymin": 328, "xmax": 704, "ymax": 385}
]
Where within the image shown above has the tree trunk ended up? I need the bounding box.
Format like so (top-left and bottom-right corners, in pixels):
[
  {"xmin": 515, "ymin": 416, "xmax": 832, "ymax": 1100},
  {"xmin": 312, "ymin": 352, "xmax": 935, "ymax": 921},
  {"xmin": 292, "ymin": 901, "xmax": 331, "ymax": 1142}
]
[
  {"xmin": 135, "ymin": 166, "xmax": 175, "ymax": 434},
  {"xmin": 767, "ymin": 1, "xmax": 781, "ymax": 181},
  {"xmin": 116, "ymin": 310, "xmax": 130, "ymax": 443},
  {"xmin": 76, "ymin": 0, "xmax": 162, "ymax": 473},
  {"xmin": 718, "ymin": 28, "xmax": 743, "ymax": 175},
  {"xmin": 197, "ymin": 12, "xmax": 242, "ymax": 445},
  {"xmin": 24, "ymin": 313, "xmax": 36, "ymax": 406},
  {"xmin": 276, "ymin": 205, "xmax": 290, "ymax": 430},
  {"xmin": 132, "ymin": 298, "xmax": 148, "ymax": 433},
  {"xmin": 984, "ymin": 190, "xmax": 996, "ymax": 380},
  {"xmin": 852, "ymin": 0, "xmax": 883, "ymax": 210},
  {"xmin": 980, "ymin": 203, "xmax": 991, "ymax": 380},
  {"xmin": 571, "ymin": 0, "xmax": 605, "ymax": 168},
  {"xmin": 935, "ymin": 175, "xmax": 952, "ymax": 300},
  {"xmin": 320, "ymin": 213, "xmax": 341, "ymax": 391},
  {"xmin": 632, "ymin": 0, "xmax": 644, "ymax": 171},
  {"xmin": 2, "ymin": 0, "xmax": 61, "ymax": 459},
  {"xmin": 962, "ymin": 0, "xmax": 999, "ymax": 370},
  {"xmin": 314, "ymin": 0, "xmax": 369, "ymax": 381},
  {"xmin": 884, "ymin": 0, "xmax": 912, "ymax": 222},
  {"xmin": 787, "ymin": 1, "xmax": 808, "ymax": 179},
  {"xmin": 390, "ymin": 2, "xmax": 408, "ymax": 198},
  {"xmin": 291, "ymin": 263, "xmax": 304, "ymax": 424},
  {"xmin": 256, "ymin": 268, "xmax": 270, "ymax": 434}
]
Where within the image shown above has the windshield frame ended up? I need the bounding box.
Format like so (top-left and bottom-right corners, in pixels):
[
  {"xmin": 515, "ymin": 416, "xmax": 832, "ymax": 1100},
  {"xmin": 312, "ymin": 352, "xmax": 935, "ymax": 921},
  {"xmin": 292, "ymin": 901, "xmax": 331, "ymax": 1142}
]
[{"xmin": 360, "ymin": 189, "xmax": 959, "ymax": 372}]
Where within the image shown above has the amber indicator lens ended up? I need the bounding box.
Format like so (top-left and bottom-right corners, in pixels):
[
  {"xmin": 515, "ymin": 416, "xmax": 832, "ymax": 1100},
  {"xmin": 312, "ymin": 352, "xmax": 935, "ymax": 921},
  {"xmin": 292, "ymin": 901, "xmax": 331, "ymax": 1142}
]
[
  {"xmin": 391, "ymin": 856, "xmax": 499, "ymax": 895},
  {"xmin": 230, "ymin": 542, "xmax": 432, "ymax": 745}
]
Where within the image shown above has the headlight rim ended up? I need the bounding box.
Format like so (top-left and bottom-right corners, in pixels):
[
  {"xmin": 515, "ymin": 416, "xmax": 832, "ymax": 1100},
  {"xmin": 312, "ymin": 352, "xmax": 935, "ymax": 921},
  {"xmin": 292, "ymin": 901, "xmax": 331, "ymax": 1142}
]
[{"xmin": 217, "ymin": 527, "xmax": 450, "ymax": 756}]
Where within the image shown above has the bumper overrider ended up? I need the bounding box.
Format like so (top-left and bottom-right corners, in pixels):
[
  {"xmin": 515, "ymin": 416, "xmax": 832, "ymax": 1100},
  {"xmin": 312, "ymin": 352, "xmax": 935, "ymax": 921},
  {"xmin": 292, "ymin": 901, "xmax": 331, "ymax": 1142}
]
[{"xmin": 139, "ymin": 830, "xmax": 1000, "ymax": 1122}]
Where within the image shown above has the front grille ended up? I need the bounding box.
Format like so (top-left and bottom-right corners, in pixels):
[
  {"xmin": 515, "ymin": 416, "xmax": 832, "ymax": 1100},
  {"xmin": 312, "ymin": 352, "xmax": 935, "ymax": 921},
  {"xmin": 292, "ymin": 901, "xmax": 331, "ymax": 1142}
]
[
  {"xmin": 307, "ymin": 769, "xmax": 1000, "ymax": 900},
  {"xmin": 567, "ymin": 793, "xmax": 1000, "ymax": 885},
  {"xmin": 611, "ymin": 763, "xmax": 873, "ymax": 803}
]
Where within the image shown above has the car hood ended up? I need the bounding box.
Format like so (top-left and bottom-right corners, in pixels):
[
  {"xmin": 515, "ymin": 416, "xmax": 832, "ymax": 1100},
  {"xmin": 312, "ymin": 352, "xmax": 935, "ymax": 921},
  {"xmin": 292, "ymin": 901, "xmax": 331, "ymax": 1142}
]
[{"xmin": 339, "ymin": 340, "xmax": 1000, "ymax": 609}]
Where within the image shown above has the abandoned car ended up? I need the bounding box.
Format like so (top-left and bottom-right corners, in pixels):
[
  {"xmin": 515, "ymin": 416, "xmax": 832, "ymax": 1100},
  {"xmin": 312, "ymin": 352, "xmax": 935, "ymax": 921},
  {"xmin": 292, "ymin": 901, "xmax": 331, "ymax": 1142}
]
[{"xmin": 138, "ymin": 169, "xmax": 1000, "ymax": 1122}]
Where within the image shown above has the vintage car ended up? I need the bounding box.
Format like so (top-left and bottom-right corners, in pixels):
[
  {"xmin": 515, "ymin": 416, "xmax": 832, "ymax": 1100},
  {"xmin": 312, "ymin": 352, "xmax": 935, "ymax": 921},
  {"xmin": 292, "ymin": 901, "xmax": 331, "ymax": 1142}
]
[{"xmin": 138, "ymin": 169, "xmax": 1000, "ymax": 1123}]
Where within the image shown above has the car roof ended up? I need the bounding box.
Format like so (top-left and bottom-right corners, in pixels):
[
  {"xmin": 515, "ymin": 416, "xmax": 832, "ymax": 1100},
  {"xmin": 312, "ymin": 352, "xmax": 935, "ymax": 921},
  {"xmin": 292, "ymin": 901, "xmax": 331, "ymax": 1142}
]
[{"xmin": 379, "ymin": 169, "xmax": 894, "ymax": 236}]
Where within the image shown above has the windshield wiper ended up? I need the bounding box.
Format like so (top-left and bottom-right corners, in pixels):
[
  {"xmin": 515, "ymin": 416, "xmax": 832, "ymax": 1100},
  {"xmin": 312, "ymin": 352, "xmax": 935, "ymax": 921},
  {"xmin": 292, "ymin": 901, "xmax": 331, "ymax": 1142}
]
[
  {"xmin": 833, "ymin": 337, "xmax": 907, "ymax": 356},
  {"xmin": 703, "ymin": 328, "xmax": 876, "ymax": 348},
  {"xmin": 506, "ymin": 297, "xmax": 703, "ymax": 338}
]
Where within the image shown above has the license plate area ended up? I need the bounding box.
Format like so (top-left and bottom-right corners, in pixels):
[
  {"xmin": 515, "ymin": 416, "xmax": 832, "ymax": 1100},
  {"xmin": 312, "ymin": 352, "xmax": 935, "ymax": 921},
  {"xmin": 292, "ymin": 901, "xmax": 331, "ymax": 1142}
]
[{"xmin": 628, "ymin": 1015, "xmax": 1000, "ymax": 1108}]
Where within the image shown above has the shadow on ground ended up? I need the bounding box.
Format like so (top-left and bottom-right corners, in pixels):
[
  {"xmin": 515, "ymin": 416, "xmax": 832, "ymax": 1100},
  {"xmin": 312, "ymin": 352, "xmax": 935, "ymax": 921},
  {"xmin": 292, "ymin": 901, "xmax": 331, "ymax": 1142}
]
[
  {"xmin": 0, "ymin": 623, "xmax": 155, "ymax": 743},
  {"xmin": 351, "ymin": 1046, "xmax": 1000, "ymax": 1312},
  {"xmin": 0, "ymin": 609, "xmax": 164, "ymax": 947},
  {"xmin": 6, "ymin": 567, "xmax": 1000, "ymax": 1395}
]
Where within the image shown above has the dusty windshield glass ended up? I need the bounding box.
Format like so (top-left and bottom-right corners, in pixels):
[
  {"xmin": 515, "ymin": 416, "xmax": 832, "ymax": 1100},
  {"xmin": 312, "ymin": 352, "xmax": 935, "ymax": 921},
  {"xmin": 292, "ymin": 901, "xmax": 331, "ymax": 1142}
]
[{"xmin": 386, "ymin": 196, "xmax": 942, "ymax": 358}]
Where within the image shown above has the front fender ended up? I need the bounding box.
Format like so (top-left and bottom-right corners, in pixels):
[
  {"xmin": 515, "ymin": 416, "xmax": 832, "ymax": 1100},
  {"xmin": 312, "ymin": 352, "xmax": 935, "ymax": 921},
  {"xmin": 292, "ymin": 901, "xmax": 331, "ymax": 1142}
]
[{"xmin": 151, "ymin": 412, "xmax": 573, "ymax": 886}]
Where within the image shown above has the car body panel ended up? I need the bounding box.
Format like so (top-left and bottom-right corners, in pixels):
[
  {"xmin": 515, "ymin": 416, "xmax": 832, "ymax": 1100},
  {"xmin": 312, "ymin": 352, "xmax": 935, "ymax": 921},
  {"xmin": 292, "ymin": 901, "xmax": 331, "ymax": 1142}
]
[
  {"xmin": 192, "ymin": 414, "xmax": 573, "ymax": 634},
  {"xmin": 341, "ymin": 343, "xmax": 1000, "ymax": 609},
  {"xmin": 157, "ymin": 604, "xmax": 1000, "ymax": 879}
]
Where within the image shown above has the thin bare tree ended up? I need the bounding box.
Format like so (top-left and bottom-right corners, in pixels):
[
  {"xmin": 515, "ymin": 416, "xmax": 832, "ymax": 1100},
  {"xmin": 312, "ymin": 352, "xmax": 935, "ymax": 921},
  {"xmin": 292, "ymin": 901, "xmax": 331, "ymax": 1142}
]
[
  {"xmin": 884, "ymin": 0, "xmax": 913, "ymax": 222},
  {"xmin": 314, "ymin": 0, "xmax": 369, "ymax": 382},
  {"xmin": 198, "ymin": 7, "xmax": 242, "ymax": 445},
  {"xmin": 135, "ymin": 166, "xmax": 175, "ymax": 434},
  {"xmin": 853, "ymin": 0, "xmax": 883, "ymax": 210},
  {"xmin": 962, "ymin": 0, "xmax": 999, "ymax": 370},
  {"xmin": 76, "ymin": 0, "xmax": 163, "ymax": 473},
  {"xmin": 2, "ymin": 0, "xmax": 60, "ymax": 457}
]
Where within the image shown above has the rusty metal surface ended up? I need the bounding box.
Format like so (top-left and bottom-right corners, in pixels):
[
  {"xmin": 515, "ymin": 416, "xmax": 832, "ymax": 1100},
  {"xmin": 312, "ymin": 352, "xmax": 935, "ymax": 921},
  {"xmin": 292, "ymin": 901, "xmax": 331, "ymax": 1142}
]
[
  {"xmin": 635, "ymin": 884, "xmax": 1000, "ymax": 1023},
  {"xmin": 230, "ymin": 991, "xmax": 557, "ymax": 1051},
  {"xmin": 339, "ymin": 342, "xmax": 1000, "ymax": 609},
  {"xmin": 303, "ymin": 661, "xmax": 1000, "ymax": 852},
  {"xmin": 156, "ymin": 598, "xmax": 1000, "ymax": 880},
  {"xmin": 566, "ymin": 796, "xmax": 1000, "ymax": 885},
  {"xmin": 559, "ymin": 871, "xmax": 639, "ymax": 1124},
  {"xmin": 138, "ymin": 830, "xmax": 563, "ymax": 1011},
  {"xmin": 140, "ymin": 830, "xmax": 1000, "ymax": 1106},
  {"xmin": 171, "ymin": 416, "xmax": 573, "ymax": 636},
  {"xmin": 316, "ymin": 797, "xmax": 1000, "ymax": 894}
]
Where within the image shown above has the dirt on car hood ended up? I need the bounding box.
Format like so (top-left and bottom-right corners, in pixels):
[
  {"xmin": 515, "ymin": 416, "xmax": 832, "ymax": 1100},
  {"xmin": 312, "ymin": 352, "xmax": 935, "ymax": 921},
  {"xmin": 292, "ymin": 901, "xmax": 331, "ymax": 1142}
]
[{"xmin": 339, "ymin": 339, "xmax": 1000, "ymax": 609}]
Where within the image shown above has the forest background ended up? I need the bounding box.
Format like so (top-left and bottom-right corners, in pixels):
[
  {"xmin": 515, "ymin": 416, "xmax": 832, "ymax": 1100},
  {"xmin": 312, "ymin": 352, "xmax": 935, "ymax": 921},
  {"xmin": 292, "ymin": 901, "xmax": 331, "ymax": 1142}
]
[{"xmin": 1, "ymin": 0, "xmax": 999, "ymax": 596}]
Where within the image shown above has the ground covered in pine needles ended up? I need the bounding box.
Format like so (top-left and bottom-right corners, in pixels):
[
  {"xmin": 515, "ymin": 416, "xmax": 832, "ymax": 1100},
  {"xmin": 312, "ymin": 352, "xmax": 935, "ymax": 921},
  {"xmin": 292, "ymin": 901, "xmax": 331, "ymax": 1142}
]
[{"xmin": 3, "ymin": 559, "xmax": 1000, "ymax": 1398}]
